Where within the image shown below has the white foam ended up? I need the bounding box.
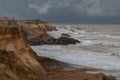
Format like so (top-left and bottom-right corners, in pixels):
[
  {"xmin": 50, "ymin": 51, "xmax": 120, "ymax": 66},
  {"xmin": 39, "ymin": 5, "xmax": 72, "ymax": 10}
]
[
  {"xmin": 31, "ymin": 45, "xmax": 120, "ymax": 71},
  {"xmin": 99, "ymin": 34, "xmax": 120, "ymax": 39},
  {"xmin": 81, "ymin": 40, "xmax": 101, "ymax": 46},
  {"xmin": 37, "ymin": 24, "xmax": 120, "ymax": 70}
]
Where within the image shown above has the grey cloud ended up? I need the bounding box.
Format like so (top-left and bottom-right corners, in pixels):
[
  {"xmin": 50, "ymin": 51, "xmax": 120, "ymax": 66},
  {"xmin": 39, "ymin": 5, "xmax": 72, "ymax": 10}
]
[
  {"xmin": 74, "ymin": 0, "xmax": 120, "ymax": 16},
  {"xmin": 28, "ymin": 0, "xmax": 120, "ymax": 16},
  {"xmin": 0, "ymin": 0, "xmax": 120, "ymax": 23},
  {"xmin": 29, "ymin": 3, "xmax": 50, "ymax": 14}
]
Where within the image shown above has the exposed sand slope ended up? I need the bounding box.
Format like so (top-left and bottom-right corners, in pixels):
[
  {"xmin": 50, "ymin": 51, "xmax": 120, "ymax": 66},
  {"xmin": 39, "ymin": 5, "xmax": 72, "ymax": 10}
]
[{"xmin": 0, "ymin": 21, "xmax": 46, "ymax": 80}]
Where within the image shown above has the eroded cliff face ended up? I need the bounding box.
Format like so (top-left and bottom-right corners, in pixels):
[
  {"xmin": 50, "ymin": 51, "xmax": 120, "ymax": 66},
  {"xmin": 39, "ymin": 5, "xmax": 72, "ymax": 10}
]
[
  {"xmin": 0, "ymin": 18, "xmax": 54, "ymax": 44},
  {"xmin": 17, "ymin": 20, "xmax": 54, "ymax": 43},
  {"xmin": 0, "ymin": 21, "xmax": 46, "ymax": 80},
  {"xmin": 23, "ymin": 21, "xmax": 55, "ymax": 31}
]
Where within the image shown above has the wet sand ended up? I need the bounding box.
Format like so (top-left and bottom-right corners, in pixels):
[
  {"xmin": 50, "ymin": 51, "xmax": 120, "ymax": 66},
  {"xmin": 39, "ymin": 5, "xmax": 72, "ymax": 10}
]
[{"xmin": 38, "ymin": 56, "xmax": 116, "ymax": 80}]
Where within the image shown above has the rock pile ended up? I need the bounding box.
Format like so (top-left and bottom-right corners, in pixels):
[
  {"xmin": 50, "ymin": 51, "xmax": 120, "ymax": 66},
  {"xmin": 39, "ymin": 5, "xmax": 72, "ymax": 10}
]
[{"xmin": 29, "ymin": 34, "xmax": 80, "ymax": 45}]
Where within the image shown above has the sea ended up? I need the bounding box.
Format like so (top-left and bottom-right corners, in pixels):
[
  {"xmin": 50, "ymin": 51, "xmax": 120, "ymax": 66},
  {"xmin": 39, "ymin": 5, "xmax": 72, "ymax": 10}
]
[{"xmin": 31, "ymin": 24, "xmax": 120, "ymax": 80}]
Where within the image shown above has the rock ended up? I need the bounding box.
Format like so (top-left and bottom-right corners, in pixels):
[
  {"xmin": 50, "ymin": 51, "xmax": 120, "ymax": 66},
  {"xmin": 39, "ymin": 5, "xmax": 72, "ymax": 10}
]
[
  {"xmin": 29, "ymin": 37, "xmax": 80, "ymax": 45},
  {"xmin": 0, "ymin": 21, "xmax": 46, "ymax": 80},
  {"xmin": 29, "ymin": 34, "xmax": 80, "ymax": 45},
  {"xmin": 56, "ymin": 36, "xmax": 80, "ymax": 45},
  {"xmin": 61, "ymin": 33, "xmax": 71, "ymax": 37}
]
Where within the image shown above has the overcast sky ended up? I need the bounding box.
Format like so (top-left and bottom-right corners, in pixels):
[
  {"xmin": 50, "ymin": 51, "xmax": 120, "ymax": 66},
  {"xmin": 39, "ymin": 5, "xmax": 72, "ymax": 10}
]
[{"xmin": 0, "ymin": 0, "xmax": 120, "ymax": 23}]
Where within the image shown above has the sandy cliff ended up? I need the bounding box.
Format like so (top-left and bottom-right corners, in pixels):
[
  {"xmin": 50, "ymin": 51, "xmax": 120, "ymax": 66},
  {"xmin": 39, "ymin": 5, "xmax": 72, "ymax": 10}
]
[
  {"xmin": 21, "ymin": 21, "xmax": 80, "ymax": 45},
  {"xmin": 0, "ymin": 18, "xmax": 80, "ymax": 45},
  {"xmin": 0, "ymin": 18, "xmax": 54, "ymax": 44},
  {"xmin": 17, "ymin": 20, "xmax": 54, "ymax": 44},
  {"xmin": 0, "ymin": 21, "xmax": 46, "ymax": 80},
  {"xmin": 23, "ymin": 20, "xmax": 55, "ymax": 31}
]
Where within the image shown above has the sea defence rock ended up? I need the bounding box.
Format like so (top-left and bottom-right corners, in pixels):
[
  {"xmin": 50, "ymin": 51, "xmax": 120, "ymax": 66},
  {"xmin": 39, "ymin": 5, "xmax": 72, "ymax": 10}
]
[
  {"xmin": 0, "ymin": 21, "xmax": 46, "ymax": 80},
  {"xmin": 29, "ymin": 34, "xmax": 80, "ymax": 45}
]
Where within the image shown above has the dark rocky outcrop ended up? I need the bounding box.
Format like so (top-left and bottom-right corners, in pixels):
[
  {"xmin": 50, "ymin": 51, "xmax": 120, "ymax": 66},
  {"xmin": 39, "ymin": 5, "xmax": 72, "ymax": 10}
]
[{"xmin": 29, "ymin": 35, "xmax": 80, "ymax": 45}]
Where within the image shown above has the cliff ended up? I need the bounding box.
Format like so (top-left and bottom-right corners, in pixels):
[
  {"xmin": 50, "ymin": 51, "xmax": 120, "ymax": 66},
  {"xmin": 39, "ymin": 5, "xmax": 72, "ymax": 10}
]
[
  {"xmin": 0, "ymin": 18, "xmax": 80, "ymax": 45},
  {"xmin": 0, "ymin": 21, "xmax": 46, "ymax": 80},
  {"xmin": 16, "ymin": 20, "xmax": 54, "ymax": 44},
  {"xmin": 0, "ymin": 18, "xmax": 54, "ymax": 44},
  {"xmin": 22, "ymin": 20, "xmax": 56, "ymax": 31},
  {"xmin": 20, "ymin": 20, "xmax": 80, "ymax": 45}
]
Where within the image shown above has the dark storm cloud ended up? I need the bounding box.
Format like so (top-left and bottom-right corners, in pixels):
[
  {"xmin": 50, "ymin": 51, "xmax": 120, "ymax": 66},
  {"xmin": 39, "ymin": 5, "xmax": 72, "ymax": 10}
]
[
  {"xmin": 28, "ymin": 0, "xmax": 120, "ymax": 16},
  {"xmin": 0, "ymin": 0, "xmax": 120, "ymax": 23}
]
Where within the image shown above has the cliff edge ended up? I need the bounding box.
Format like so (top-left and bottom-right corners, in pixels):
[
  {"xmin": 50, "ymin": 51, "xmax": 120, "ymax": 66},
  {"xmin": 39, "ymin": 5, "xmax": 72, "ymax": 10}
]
[{"xmin": 0, "ymin": 20, "xmax": 46, "ymax": 80}]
